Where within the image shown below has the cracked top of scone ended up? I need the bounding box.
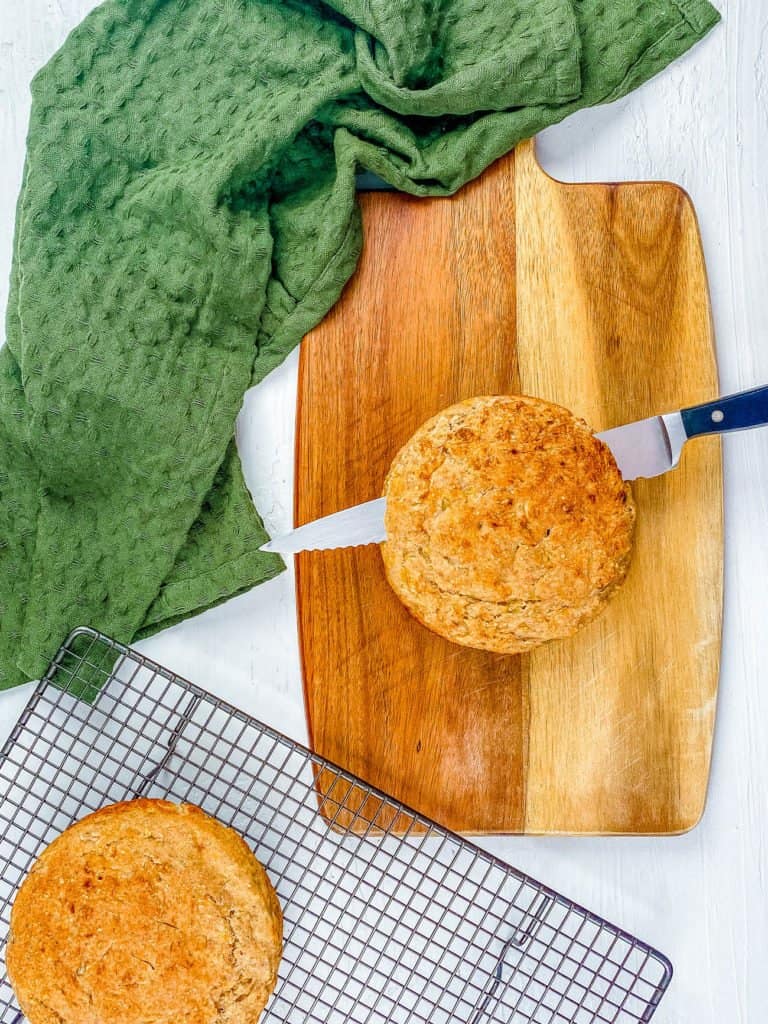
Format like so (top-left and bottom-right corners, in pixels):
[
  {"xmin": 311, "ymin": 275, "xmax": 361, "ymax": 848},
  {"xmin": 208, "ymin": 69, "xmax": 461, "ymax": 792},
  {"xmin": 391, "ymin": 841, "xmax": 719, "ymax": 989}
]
[
  {"xmin": 6, "ymin": 799, "xmax": 282, "ymax": 1024},
  {"xmin": 382, "ymin": 395, "xmax": 635, "ymax": 654}
]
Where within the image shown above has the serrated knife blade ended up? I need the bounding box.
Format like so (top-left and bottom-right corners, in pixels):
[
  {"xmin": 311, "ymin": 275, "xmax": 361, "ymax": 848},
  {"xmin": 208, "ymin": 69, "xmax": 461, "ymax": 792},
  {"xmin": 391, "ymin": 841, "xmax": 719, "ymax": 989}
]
[
  {"xmin": 596, "ymin": 411, "xmax": 687, "ymax": 482},
  {"xmin": 262, "ymin": 383, "xmax": 768, "ymax": 555},
  {"xmin": 261, "ymin": 497, "xmax": 387, "ymax": 554},
  {"xmin": 260, "ymin": 415, "xmax": 686, "ymax": 555}
]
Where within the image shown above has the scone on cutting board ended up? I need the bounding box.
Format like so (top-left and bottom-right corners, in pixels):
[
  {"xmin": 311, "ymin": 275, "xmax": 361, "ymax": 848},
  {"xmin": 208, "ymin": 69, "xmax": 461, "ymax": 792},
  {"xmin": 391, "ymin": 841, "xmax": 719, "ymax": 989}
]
[
  {"xmin": 6, "ymin": 799, "xmax": 282, "ymax": 1024},
  {"xmin": 382, "ymin": 394, "xmax": 635, "ymax": 654}
]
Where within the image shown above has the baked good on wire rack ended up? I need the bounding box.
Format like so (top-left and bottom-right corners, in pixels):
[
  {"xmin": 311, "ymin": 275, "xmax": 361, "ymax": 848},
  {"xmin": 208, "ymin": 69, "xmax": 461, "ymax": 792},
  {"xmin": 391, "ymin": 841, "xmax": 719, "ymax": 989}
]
[{"xmin": 7, "ymin": 798, "xmax": 282, "ymax": 1024}]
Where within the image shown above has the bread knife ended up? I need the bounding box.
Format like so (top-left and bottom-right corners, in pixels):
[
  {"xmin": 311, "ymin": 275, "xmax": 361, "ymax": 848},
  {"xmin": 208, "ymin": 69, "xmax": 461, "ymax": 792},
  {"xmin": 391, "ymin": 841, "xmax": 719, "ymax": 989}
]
[{"xmin": 261, "ymin": 385, "xmax": 768, "ymax": 554}]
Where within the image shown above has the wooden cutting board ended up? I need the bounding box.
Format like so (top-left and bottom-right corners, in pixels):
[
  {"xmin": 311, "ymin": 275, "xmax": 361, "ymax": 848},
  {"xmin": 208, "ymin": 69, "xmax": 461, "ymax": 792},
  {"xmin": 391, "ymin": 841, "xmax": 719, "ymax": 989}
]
[{"xmin": 295, "ymin": 139, "xmax": 722, "ymax": 835}]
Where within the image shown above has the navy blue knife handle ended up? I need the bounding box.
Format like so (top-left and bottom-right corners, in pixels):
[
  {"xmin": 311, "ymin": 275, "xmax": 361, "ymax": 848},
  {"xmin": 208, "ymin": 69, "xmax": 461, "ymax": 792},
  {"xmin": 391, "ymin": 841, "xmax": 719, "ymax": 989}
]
[{"xmin": 681, "ymin": 384, "xmax": 768, "ymax": 439}]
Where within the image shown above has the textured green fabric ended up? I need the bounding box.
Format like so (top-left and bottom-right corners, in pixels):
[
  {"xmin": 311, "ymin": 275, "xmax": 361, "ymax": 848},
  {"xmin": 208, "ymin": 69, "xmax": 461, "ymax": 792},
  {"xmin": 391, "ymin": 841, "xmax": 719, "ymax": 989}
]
[{"xmin": 0, "ymin": 0, "xmax": 719, "ymax": 688}]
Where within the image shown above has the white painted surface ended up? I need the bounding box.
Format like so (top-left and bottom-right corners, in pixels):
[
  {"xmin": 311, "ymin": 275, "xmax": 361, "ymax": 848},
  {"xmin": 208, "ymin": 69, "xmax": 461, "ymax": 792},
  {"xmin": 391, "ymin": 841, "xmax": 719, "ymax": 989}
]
[{"xmin": 1, "ymin": 3, "xmax": 766, "ymax": 1021}]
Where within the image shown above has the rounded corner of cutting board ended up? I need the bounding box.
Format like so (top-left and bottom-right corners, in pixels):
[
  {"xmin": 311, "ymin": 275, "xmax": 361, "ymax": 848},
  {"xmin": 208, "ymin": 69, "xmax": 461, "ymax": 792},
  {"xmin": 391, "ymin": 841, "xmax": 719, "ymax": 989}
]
[{"xmin": 295, "ymin": 152, "xmax": 723, "ymax": 836}]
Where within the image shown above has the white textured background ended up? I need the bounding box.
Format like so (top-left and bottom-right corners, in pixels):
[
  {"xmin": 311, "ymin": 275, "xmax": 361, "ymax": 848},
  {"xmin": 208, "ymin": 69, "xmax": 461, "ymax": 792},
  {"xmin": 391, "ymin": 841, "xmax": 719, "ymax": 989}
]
[{"xmin": 1, "ymin": 3, "xmax": 767, "ymax": 1021}]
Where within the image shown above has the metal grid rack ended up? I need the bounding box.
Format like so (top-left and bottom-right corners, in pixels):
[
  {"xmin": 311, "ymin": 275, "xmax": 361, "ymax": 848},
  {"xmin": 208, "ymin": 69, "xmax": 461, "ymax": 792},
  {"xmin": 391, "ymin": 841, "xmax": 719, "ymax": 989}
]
[{"xmin": 0, "ymin": 628, "xmax": 671, "ymax": 1024}]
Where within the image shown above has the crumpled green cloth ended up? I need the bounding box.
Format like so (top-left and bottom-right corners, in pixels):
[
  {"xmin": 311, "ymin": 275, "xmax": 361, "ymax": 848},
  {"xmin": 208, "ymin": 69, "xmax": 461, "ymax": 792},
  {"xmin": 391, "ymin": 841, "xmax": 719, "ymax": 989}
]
[{"xmin": 0, "ymin": 0, "xmax": 719, "ymax": 688}]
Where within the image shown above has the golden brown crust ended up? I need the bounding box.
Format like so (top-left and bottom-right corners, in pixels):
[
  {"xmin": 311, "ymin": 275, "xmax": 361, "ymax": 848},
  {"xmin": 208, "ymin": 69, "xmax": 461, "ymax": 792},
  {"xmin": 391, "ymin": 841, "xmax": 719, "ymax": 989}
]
[
  {"xmin": 6, "ymin": 799, "xmax": 282, "ymax": 1024},
  {"xmin": 382, "ymin": 395, "xmax": 635, "ymax": 653}
]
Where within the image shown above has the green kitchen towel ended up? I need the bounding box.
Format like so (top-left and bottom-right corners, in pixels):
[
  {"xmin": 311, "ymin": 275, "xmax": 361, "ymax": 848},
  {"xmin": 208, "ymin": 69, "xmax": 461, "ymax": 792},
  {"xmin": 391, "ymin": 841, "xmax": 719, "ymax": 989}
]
[{"xmin": 0, "ymin": 0, "xmax": 719, "ymax": 688}]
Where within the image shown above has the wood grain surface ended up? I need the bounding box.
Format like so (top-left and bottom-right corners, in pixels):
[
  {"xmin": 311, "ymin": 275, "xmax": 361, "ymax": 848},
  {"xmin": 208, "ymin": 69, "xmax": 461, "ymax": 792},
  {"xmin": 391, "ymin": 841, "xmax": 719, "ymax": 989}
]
[{"xmin": 295, "ymin": 140, "xmax": 722, "ymax": 835}]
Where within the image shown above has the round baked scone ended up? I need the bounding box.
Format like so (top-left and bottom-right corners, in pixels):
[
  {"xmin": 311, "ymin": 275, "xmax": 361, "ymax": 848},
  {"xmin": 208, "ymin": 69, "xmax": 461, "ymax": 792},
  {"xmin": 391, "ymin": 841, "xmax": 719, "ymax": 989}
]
[
  {"xmin": 382, "ymin": 395, "xmax": 635, "ymax": 653},
  {"xmin": 6, "ymin": 799, "xmax": 282, "ymax": 1024}
]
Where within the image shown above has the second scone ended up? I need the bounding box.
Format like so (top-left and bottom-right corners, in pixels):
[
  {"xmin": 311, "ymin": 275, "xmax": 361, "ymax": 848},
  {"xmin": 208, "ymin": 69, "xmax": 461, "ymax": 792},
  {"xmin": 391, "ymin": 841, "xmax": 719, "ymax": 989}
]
[
  {"xmin": 382, "ymin": 395, "xmax": 635, "ymax": 654},
  {"xmin": 6, "ymin": 799, "xmax": 282, "ymax": 1024}
]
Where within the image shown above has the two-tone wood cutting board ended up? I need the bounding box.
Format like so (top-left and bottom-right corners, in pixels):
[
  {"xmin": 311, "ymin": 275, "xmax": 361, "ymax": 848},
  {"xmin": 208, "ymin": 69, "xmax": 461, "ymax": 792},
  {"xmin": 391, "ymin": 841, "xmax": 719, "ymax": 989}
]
[{"xmin": 295, "ymin": 140, "xmax": 723, "ymax": 835}]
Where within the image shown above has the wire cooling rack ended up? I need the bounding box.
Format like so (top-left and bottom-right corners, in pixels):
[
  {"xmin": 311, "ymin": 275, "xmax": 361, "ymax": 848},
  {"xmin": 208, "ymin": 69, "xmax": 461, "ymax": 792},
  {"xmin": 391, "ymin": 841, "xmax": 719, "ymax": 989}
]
[{"xmin": 0, "ymin": 628, "xmax": 671, "ymax": 1024}]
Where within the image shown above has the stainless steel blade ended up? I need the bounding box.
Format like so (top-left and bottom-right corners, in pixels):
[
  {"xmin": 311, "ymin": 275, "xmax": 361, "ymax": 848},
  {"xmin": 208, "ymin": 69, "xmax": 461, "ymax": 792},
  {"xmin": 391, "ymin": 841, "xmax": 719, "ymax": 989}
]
[
  {"xmin": 596, "ymin": 411, "xmax": 686, "ymax": 480},
  {"xmin": 262, "ymin": 410, "xmax": 689, "ymax": 554},
  {"xmin": 259, "ymin": 497, "xmax": 387, "ymax": 554}
]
